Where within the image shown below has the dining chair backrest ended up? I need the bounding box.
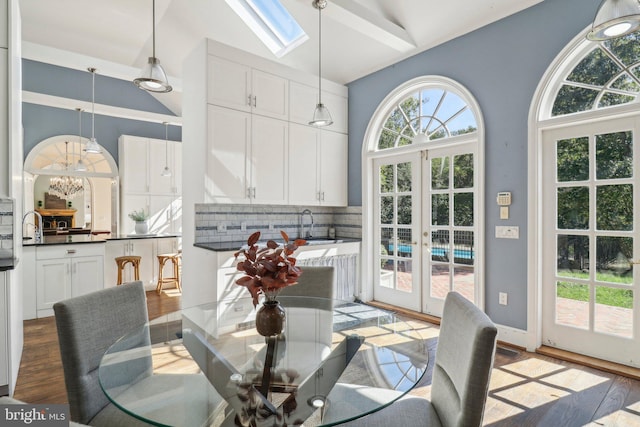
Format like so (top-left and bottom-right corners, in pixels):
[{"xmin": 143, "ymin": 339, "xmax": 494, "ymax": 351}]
[
  {"xmin": 53, "ymin": 281, "xmax": 150, "ymax": 424},
  {"xmin": 279, "ymin": 266, "xmax": 335, "ymax": 299},
  {"xmin": 431, "ymin": 291, "xmax": 498, "ymax": 427}
]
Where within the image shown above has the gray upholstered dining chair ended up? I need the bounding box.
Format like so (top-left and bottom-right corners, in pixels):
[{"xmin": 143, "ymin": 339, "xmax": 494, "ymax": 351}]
[
  {"xmin": 279, "ymin": 265, "xmax": 335, "ymax": 299},
  {"xmin": 53, "ymin": 281, "xmax": 213, "ymax": 426},
  {"xmin": 325, "ymin": 291, "xmax": 498, "ymax": 427}
]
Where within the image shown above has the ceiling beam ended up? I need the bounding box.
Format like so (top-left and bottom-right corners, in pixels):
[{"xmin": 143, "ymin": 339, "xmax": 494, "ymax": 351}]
[{"xmin": 326, "ymin": 0, "xmax": 415, "ymax": 52}]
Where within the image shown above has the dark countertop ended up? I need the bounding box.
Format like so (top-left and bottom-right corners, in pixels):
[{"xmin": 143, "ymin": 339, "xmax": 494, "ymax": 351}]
[
  {"xmin": 23, "ymin": 233, "xmax": 181, "ymax": 246},
  {"xmin": 194, "ymin": 237, "xmax": 361, "ymax": 252},
  {"xmin": 0, "ymin": 258, "xmax": 18, "ymax": 271}
]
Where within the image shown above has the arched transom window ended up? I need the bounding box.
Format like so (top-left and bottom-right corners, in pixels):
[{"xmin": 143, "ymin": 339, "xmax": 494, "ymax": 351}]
[
  {"xmin": 552, "ymin": 32, "xmax": 640, "ymax": 116},
  {"xmin": 377, "ymin": 88, "xmax": 478, "ymax": 150}
]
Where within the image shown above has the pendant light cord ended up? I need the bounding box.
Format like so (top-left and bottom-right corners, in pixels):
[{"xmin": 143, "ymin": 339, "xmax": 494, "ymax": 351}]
[
  {"xmin": 91, "ymin": 69, "xmax": 96, "ymax": 140},
  {"xmin": 164, "ymin": 122, "xmax": 169, "ymax": 168},
  {"xmin": 152, "ymin": 0, "xmax": 156, "ymax": 59},
  {"xmin": 317, "ymin": 1, "xmax": 323, "ymax": 104}
]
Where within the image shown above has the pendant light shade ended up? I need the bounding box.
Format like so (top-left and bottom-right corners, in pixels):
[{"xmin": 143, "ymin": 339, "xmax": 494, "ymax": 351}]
[
  {"xmin": 161, "ymin": 121, "xmax": 172, "ymax": 177},
  {"xmin": 587, "ymin": 0, "xmax": 640, "ymax": 40},
  {"xmin": 134, "ymin": 0, "xmax": 172, "ymax": 93},
  {"xmin": 75, "ymin": 108, "xmax": 87, "ymax": 172},
  {"xmin": 309, "ymin": 0, "xmax": 333, "ymax": 127},
  {"xmin": 85, "ymin": 68, "xmax": 102, "ymax": 154}
]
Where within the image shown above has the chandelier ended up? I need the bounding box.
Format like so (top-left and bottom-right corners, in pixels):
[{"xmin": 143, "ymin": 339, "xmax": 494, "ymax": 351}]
[{"xmin": 49, "ymin": 141, "xmax": 84, "ymax": 201}]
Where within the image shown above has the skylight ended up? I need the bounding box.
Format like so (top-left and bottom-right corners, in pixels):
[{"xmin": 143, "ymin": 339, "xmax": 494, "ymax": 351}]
[{"xmin": 225, "ymin": 0, "xmax": 308, "ymax": 58}]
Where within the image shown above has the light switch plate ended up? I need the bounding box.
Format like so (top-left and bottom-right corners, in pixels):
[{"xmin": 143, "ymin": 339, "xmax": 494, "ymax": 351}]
[{"xmin": 495, "ymin": 226, "xmax": 519, "ymax": 239}]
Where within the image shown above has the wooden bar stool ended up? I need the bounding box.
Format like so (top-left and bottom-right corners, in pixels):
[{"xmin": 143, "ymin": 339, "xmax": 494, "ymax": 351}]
[
  {"xmin": 156, "ymin": 253, "xmax": 182, "ymax": 294},
  {"xmin": 114, "ymin": 255, "xmax": 141, "ymax": 286}
]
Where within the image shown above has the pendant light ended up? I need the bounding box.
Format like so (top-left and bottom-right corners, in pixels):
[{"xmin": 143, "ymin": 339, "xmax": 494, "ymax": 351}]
[
  {"xmin": 309, "ymin": 0, "xmax": 333, "ymax": 127},
  {"xmin": 85, "ymin": 68, "xmax": 102, "ymax": 154},
  {"xmin": 587, "ymin": 0, "xmax": 640, "ymax": 41},
  {"xmin": 75, "ymin": 108, "xmax": 87, "ymax": 172},
  {"xmin": 134, "ymin": 0, "xmax": 172, "ymax": 93},
  {"xmin": 161, "ymin": 121, "xmax": 172, "ymax": 177}
]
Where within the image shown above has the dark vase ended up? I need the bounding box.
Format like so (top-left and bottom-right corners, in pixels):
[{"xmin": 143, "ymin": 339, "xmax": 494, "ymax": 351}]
[{"xmin": 255, "ymin": 300, "xmax": 286, "ymax": 336}]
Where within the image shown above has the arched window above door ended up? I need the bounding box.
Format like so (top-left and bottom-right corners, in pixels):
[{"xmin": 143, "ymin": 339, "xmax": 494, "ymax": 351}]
[
  {"xmin": 548, "ymin": 32, "xmax": 640, "ymax": 118},
  {"xmin": 376, "ymin": 81, "xmax": 478, "ymax": 151}
]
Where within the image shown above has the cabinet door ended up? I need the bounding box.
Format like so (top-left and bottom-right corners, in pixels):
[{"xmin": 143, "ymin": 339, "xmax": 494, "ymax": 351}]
[
  {"xmin": 207, "ymin": 105, "xmax": 251, "ymax": 203},
  {"xmin": 149, "ymin": 195, "xmax": 176, "ymax": 234},
  {"xmin": 0, "ymin": 272, "xmax": 8, "ymax": 388},
  {"xmin": 252, "ymin": 69, "xmax": 288, "ymax": 120},
  {"xmin": 172, "ymin": 141, "xmax": 182, "ymax": 195},
  {"xmin": 148, "ymin": 138, "xmax": 173, "ymax": 194},
  {"xmin": 288, "ymin": 123, "xmax": 320, "ymax": 205},
  {"xmin": 207, "ymin": 56, "xmax": 251, "ymax": 112},
  {"xmin": 121, "ymin": 194, "xmax": 150, "ymax": 235},
  {"xmin": 120, "ymin": 136, "xmax": 149, "ymax": 193},
  {"xmin": 36, "ymin": 259, "xmax": 69, "ymax": 312},
  {"xmin": 71, "ymin": 256, "xmax": 104, "ymax": 297},
  {"xmin": 322, "ymin": 91, "xmax": 348, "ymax": 134},
  {"xmin": 289, "ymin": 81, "xmax": 318, "ymax": 126},
  {"xmin": 319, "ymin": 130, "xmax": 348, "ymax": 206},
  {"xmin": 251, "ymin": 116, "xmax": 288, "ymax": 205}
]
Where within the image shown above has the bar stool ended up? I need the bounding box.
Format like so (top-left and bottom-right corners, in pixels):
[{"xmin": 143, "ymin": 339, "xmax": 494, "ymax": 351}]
[
  {"xmin": 114, "ymin": 255, "xmax": 141, "ymax": 286},
  {"xmin": 156, "ymin": 252, "xmax": 182, "ymax": 294}
]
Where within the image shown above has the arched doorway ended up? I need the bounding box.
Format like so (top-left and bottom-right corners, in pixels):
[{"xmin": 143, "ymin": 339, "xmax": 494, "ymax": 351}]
[{"xmin": 24, "ymin": 135, "xmax": 119, "ymax": 234}]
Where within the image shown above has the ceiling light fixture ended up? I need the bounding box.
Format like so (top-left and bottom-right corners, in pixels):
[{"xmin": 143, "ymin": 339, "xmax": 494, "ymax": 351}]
[
  {"xmin": 49, "ymin": 141, "xmax": 84, "ymax": 201},
  {"xmin": 85, "ymin": 68, "xmax": 103, "ymax": 154},
  {"xmin": 134, "ymin": 0, "xmax": 172, "ymax": 92},
  {"xmin": 587, "ymin": 0, "xmax": 640, "ymax": 40},
  {"xmin": 309, "ymin": 0, "xmax": 333, "ymax": 127},
  {"xmin": 75, "ymin": 107, "xmax": 87, "ymax": 172},
  {"xmin": 161, "ymin": 122, "xmax": 172, "ymax": 177}
]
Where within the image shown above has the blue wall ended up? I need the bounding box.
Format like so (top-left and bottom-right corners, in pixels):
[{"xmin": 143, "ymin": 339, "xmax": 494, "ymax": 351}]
[
  {"xmin": 347, "ymin": 0, "xmax": 601, "ymax": 329},
  {"xmin": 22, "ymin": 59, "xmax": 181, "ymax": 163}
]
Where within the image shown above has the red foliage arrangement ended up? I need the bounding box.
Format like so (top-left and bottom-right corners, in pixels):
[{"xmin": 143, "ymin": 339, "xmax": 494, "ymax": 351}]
[{"xmin": 234, "ymin": 231, "xmax": 306, "ymax": 307}]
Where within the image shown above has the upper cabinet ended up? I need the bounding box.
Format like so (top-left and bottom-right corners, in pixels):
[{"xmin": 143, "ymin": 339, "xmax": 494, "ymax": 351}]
[
  {"xmin": 183, "ymin": 39, "xmax": 349, "ymax": 207},
  {"xmin": 208, "ymin": 56, "xmax": 288, "ymax": 121}
]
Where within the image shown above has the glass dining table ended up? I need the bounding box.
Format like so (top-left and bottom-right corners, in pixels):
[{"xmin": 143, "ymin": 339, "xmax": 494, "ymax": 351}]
[{"xmin": 98, "ymin": 296, "xmax": 428, "ymax": 427}]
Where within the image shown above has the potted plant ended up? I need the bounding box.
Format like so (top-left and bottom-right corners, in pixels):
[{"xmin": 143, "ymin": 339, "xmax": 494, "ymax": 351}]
[
  {"xmin": 128, "ymin": 209, "xmax": 150, "ymax": 235},
  {"xmin": 234, "ymin": 231, "xmax": 306, "ymax": 336}
]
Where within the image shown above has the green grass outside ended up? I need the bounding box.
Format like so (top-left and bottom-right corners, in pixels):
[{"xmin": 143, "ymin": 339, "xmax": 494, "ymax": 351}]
[{"xmin": 557, "ymin": 279, "xmax": 633, "ymax": 309}]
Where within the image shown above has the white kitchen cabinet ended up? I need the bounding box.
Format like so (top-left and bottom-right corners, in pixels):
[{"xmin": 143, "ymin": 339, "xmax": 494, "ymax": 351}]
[
  {"xmin": 207, "ymin": 105, "xmax": 288, "ymax": 204},
  {"xmin": 35, "ymin": 244, "xmax": 104, "ymax": 318},
  {"xmin": 0, "ymin": 272, "xmax": 7, "ymax": 392},
  {"xmin": 289, "ymin": 124, "xmax": 348, "ymax": 206},
  {"xmin": 104, "ymin": 239, "xmax": 154, "ymax": 288},
  {"xmin": 289, "ymin": 81, "xmax": 348, "ymax": 134},
  {"xmin": 207, "ymin": 56, "xmax": 288, "ymax": 120},
  {"xmin": 119, "ymin": 135, "xmax": 148, "ymax": 193}
]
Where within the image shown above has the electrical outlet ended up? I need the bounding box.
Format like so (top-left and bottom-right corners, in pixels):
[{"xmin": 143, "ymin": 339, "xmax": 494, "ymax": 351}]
[
  {"xmin": 499, "ymin": 292, "xmax": 508, "ymax": 305},
  {"xmin": 218, "ymin": 224, "xmax": 226, "ymax": 232},
  {"xmin": 269, "ymin": 222, "xmax": 274, "ymax": 230},
  {"xmin": 241, "ymin": 222, "xmax": 246, "ymax": 231}
]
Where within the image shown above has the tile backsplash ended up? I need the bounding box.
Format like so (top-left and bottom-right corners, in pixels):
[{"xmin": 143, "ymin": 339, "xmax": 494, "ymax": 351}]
[
  {"xmin": 0, "ymin": 198, "xmax": 14, "ymax": 258},
  {"xmin": 194, "ymin": 204, "xmax": 362, "ymax": 243}
]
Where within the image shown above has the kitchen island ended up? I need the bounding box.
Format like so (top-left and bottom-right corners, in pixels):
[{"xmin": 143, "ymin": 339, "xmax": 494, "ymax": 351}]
[{"xmin": 22, "ymin": 233, "xmax": 181, "ymax": 319}]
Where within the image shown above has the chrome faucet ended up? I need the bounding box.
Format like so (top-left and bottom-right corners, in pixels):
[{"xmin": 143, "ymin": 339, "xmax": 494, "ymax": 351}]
[
  {"xmin": 23, "ymin": 210, "xmax": 43, "ymax": 243},
  {"xmin": 301, "ymin": 209, "xmax": 314, "ymax": 239}
]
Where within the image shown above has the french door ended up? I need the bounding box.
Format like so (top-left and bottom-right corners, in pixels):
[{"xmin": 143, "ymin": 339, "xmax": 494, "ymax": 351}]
[
  {"xmin": 423, "ymin": 144, "xmax": 478, "ymax": 316},
  {"xmin": 373, "ymin": 153, "xmax": 421, "ymax": 311},
  {"xmin": 542, "ymin": 117, "xmax": 640, "ymax": 366},
  {"xmin": 372, "ymin": 142, "xmax": 478, "ymax": 316}
]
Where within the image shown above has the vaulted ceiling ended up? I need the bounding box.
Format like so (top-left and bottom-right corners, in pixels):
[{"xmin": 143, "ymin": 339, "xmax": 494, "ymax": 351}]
[{"xmin": 18, "ymin": 0, "xmax": 543, "ymax": 115}]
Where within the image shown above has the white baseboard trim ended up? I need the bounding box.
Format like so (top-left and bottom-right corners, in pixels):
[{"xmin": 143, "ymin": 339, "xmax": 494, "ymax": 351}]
[{"xmin": 496, "ymin": 324, "xmax": 530, "ymax": 350}]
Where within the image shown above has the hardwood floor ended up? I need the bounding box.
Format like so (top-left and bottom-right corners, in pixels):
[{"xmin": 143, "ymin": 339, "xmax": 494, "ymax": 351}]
[{"xmin": 12, "ymin": 292, "xmax": 640, "ymax": 426}]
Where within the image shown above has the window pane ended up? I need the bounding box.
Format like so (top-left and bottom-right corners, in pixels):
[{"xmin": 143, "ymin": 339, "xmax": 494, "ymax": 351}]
[
  {"xmin": 380, "ymin": 260, "xmax": 395, "ymax": 288},
  {"xmin": 432, "ymin": 194, "xmax": 449, "ymax": 226},
  {"xmin": 557, "ymin": 235, "xmax": 589, "ymax": 278},
  {"xmin": 397, "ymin": 228, "xmax": 412, "ymax": 256},
  {"xmin": 595, "ymin": 131, "xmax": 632, "ymax": 180},
  {"xmin": 454, "ymin": 192, "xmax": 473, "ymax": 227},
  {"xmin": 431, "ymin": 157, "xmax": 449, "ymax": 189},
  {"xmin": 400, "ymin": 93, "xmax": 420, "ymax": 121},
  {"xmin": 379, "ymin": 164, "xmax": 393, "ymax": 193},
  {"xmin": 431, "ymin": 264, "xmax": 449, "ymax": 299},
  {"xmin": 378, "ymin": 129, "xmax": 397, "ymax": 150},
  {"xmin": 448, "ymin": 109, "xmax": 477, "ymax": 136},
  {"xmin": 604, "ymin": 32, "xmax": 640, "ymax": 67},
  {"xmin": 454, "ymin": 230, "xmax": 474, "ymax": 266},
  {"xmin": 420, "ymin": 88, "xmax": 445, "ymax": 118},
  {"xmin": 595, "ymin": 286, "xmax": 632, "ymax": 338},
  {"xmin": 552, "ymin": 85, "xmax": 599, "ymax": 116},
  {"xmin": 380, "ymin": 196, "xmax": 394, "ymax": 224},
  {"xmin": 556, "ymin": 281, "xmax": 589, "ymax": 330},
  {"xmin": 432, "ymin": 230, "xmax": 449, "ymax": 262},
  {"xmin": 557, "ymin": 137, "xmax": 589, "ymax": 182},
  {"xmin": 595, "ymin": 236, "xmax": 632, "ymax": 284},
  {"xmin": 453, "ymin": 153, "xmax": 474, "ymax": 189},
  {"xmin": 598, "ymin": 92, "xmax": 635, "ymax": 108},
  {"xmin": 557, "ymin": 187, "xmax": 589, "ymax": 229},
  {"xmin": 596, "ymin": 184, "xmax": 632, "ymax": 231},
  {"xmin": 397, "ymin": 162, "xmax": 412, "ymax": 192},
  {"xmin": 567, "ymin": 48, "xmax": 620, "ymax": 86},
  {"xmin": 610, "ymin": 73, "xmax": 640, "ymax": 93},
  {"xmin": 453, "ymin": 266, "xmax": 474, "ymax": 303},
  {"xmin": 398, "ymin": 196, "xmax": 412, "ymax": 225},
  {"xmin": 381, "ymin": 227, "xmax": 394, "ymax": 256}
]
